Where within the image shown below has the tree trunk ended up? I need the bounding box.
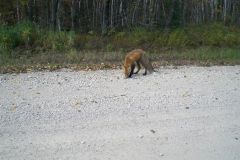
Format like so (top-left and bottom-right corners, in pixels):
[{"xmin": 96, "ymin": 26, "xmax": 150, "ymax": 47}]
[
  {"xmin": 16, "ymin": 0, "xmax": 20, "ymax": 22},
  {"xmin": 56, "ymin": 0, "xmax": 62, "ymax": 31},
  {"xmin": 71, "ymin": 0, "xmax": 75, "ymax": 30},
  {"xmin": 165, "ymin": 0, "xmax": 176, "ymax": 29},
  {"xmin": 223, "ymin": 0, "xmax": 227, "ymax": 24}
]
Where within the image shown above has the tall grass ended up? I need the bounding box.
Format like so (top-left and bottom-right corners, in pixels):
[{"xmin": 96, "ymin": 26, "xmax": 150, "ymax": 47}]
[
  {"xmin": 40, "ymin": 31, "xmax": 75, "ymax": 51},
  {"xmin": 0, "ymin": 21, "xmax": 75, "ymax": 54},
  {"xmin": 0, "ymin": 22, "xmax": 239, "ymax": 52},
  {"xmin": 0, "ymin": 22, "xmax": 239, "ymax": 70}
]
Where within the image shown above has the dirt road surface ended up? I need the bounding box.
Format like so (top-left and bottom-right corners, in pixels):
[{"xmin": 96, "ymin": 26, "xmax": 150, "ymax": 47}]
[{"xmin": 0, "ymin": 66, "xmax": 240, "ymax": 160}]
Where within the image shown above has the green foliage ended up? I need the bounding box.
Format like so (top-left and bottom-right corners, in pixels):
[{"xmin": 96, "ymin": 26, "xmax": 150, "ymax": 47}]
[
  {"xmin": 0, "ymin": 22, "xmax": 240, "ymax": 64},
  {"xmin": 111, "ymin": 28, "xmax": 157, "ymax": 49},
  {"xmin": 15, "ymin": 21, "xmax": 37, "ymax": 47},
  {"xmin": 0, "ymin": 25, "xmax": 19, "ymax": 49},
  {"xmin": 42, "ymin": 31, "xmax": 75, "ymax": 51},
  {"xmin": 0, "ymin": 42, "xmax": 12, "ymax": 66},
  {"xmin": 110, "ymin": 23, "xmax": 240, "ymax": 50},
  {"xmin": 181, "ymin": 47, "xmax": 240, "ymax": 62},
  {"xmin": 186, "ymin": 23, "xmax": 240, "ymax": 47},
  {"xmin": 167, "ymin": 29, "xmax": 189, "ymax": 47},
  {"xmin": 0, "ymin": 21, "xmax": 37, "ymax": 50},
  {"xmin": 106, "ymin": 44, "xmax": 114, "ymax": 52},
  {"xmin": 74, "ymin": 34, "xmax": 103, "ymax": 50},
  {"xmin": 131, "ymin": 28, "xmax": 156, "ymax": 46},
  {"xmin": 0, "ymin": 21, "xmax": 76, "ymax": 56}
]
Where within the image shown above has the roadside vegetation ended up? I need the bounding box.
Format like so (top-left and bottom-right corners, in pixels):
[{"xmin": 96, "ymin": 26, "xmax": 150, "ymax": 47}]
[{"xmin": 0, "ymin": 22, "xmax": 240, "ymax": 73}]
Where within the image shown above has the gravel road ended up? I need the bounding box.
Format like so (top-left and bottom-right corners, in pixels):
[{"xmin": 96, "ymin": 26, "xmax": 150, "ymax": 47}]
[{"xmin": 0, "ymin": 66, "xmax": 240, "ymax": 160}]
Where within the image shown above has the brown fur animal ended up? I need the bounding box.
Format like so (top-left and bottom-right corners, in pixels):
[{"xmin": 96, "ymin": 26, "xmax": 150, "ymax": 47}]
[{"xmin": 123, "ymin": 49, "xmax": 155, "ymax": 78}]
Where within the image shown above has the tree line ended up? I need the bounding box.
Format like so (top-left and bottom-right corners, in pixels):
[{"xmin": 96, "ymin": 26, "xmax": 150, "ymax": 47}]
[{"xmin": 1, "ymin": 0, "xmax": 240, "ymax": 33}]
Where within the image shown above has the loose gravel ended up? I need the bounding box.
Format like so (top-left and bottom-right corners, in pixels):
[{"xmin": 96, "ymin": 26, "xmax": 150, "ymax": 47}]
[{"xmin": 0, "ymin": 66, "xmax": 240, "ymax": 160}]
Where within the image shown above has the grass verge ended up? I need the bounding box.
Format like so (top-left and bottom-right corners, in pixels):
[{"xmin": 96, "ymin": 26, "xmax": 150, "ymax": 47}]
[
  {"xmin": 0, "ymin": 47, "xmax": 239, "ymax": 73},
  {"xmin": 0, "ymin": 22, "xmax": 240, "ymax": 73}
]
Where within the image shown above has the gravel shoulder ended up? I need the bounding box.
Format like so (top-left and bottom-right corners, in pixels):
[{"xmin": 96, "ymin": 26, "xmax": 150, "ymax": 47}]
[{"xmin": 0, "ymin": 66, "xmax": 240, "ymax": 160}]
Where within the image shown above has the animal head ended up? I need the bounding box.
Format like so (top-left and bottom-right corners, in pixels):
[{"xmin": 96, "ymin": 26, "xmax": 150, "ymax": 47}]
[{"xmin": 123, "ymin": 64, "xmax": 130, "ymax": 78}]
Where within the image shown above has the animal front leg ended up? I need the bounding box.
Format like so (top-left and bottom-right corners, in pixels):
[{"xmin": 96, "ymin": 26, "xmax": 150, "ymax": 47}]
[{"xmin": 128, "ymin": 63, "xmax": 136, "ymax": 78}]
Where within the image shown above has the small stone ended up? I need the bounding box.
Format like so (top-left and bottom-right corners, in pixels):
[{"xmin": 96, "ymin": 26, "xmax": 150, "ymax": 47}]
[
  {"xmin": 235, "ymin": 137, "xmax": 238, "ymax": 140},
  {"xmin": 185, "ymin": 107, "xmax": 189, "ymax": 109},
  {"xmin": 139, "ymin": 135, "xmax": 144, "ymax": 138},
  {"xmin": 150, "ymin": 129, "xmax": 156, "ymax": 134},
  {"xmin": 160, "ymin": 153, "xmax": 164, "ymax": 156},
  {"xmin": 91, "ymin": 100, "xmax": 98, "ymax": 103},
  {"xmin": 184, "ymin": 75, "xmax": 187, "ymax": 78},
  {"xmin": 81, "ymin": 141, "xmax": 86, "ymax": 144}
]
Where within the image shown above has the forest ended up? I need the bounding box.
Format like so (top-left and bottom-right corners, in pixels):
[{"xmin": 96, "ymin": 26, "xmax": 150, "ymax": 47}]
[
  {"xmin": 1, "ymin": 0, "xmax": 240, "ymax": 31},
  {"xmin": 0, "ymin": 0, "xmax": 240, "ymax": 72}
]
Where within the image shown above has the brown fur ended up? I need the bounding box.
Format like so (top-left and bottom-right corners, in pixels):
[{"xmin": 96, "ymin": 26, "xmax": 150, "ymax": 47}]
[{"xmin": 123, "ymin": 49, "xmax": 154, "ymax": 78}]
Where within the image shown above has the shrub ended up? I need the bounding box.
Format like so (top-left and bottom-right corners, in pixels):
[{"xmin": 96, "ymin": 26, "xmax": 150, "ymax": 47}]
[
  {"xmin": 0, "ymin": 22, "xmax": 240, "ymax": 56},
  {"xmin": 187, "ymin": 23, "xmax": 240, "ymax": 47},
  {"xmin": 74, "ymin": 34, "xmax": 103, "ymax": 50},
  {"xmin": 14, "ymin": 21, "xmax": 37, "ymax": 47},
  {"xmin": 167, "ymin": 28, "xmax": 189, "ymax": 47},
  {"xmin": 0, "ymin": 26, "xmax": 19, "ymax": 49},
  {"xmin": 42, "ymin": 31, "xmax": 75, "ymax": 51}
]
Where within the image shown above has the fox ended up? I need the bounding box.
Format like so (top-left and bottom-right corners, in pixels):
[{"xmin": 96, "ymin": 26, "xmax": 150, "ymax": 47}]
[{"xmin": 123, "ymin": 49, "xmax": 155, "ymax": 78}]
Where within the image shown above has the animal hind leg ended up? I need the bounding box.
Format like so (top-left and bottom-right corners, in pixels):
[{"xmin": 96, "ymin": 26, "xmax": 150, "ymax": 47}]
[
  {"xmin": 134, "ymin": 61, "xmax": 141, "ymax": 74},
  {"xmin": 139, "ymin": 59, "xmax": 147, "ymax": 75},
  {"xmin": 143, "ymin": 69, "xmax": 147, "ymax": 75}
]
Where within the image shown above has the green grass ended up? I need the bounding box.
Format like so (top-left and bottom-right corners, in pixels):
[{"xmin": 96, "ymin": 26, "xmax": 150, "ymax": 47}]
[
  {"xmin": 1, "ymin": 22, "xmax": 240, "ymax": 52},
  {"xmin": 0, "ymin": 47, "xmax": 239, "ymax": 73},
  {"xmin": 0, "ymin": 22, "xmax": 240, "ymax": 73},
  {"xmin": 156, "ymin": 47, "xmax": 240, "ymax": 65}
]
